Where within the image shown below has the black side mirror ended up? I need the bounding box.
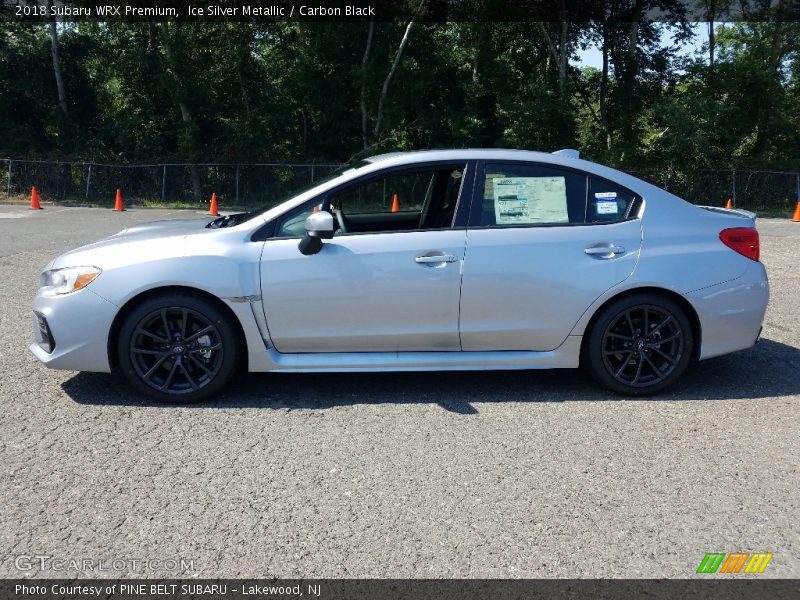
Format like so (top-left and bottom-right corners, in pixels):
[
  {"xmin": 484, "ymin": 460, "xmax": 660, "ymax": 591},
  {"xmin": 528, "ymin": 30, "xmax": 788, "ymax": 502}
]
[
  {"xmin": 298, "ymin": 210, "xmax": 334, "ymax": 255},
  {"xmin": 298, "ymin": 235, "xmax": 323, "ymax": 256}
]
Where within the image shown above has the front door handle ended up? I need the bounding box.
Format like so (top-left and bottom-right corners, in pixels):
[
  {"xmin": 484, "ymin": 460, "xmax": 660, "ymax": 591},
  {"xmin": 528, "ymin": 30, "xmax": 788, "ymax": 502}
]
[
  {"xmin": 415, "ymin": 253, "xmax": 458, "ymax": 264},
  {"xmin": 585, "ymin": 244, "xmax": 626, "ymax": 258}
]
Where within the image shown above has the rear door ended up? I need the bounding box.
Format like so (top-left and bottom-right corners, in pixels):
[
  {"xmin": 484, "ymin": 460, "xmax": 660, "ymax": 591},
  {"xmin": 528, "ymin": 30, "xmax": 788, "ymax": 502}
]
[{"xmin": 459, "ymin": 161, "xmax": 643, "ymax": 351}]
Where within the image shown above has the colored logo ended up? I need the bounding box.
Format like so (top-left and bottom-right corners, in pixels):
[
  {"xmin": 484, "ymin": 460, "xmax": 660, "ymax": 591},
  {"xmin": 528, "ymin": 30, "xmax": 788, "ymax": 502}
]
[{"xmin": 696, "ymin": 552, "xmax": 773, "ymax": 574}]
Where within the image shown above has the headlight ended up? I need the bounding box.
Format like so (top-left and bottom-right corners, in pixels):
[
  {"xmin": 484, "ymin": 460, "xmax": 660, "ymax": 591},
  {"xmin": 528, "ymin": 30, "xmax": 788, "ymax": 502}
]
[{"xmin": 39, "ymin": 266, "xmax": 101, "ymax": 296}]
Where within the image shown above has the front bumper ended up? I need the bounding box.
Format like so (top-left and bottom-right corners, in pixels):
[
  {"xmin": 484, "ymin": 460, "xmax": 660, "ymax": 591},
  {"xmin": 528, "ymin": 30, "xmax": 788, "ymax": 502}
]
[{"xmin": 29, "ymin": 288, "xmax": 119, "ymax": 372}]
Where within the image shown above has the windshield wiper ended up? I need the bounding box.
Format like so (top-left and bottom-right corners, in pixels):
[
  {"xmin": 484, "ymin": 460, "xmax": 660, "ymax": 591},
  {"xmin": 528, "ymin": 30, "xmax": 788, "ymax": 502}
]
[{"xmin": 206, "ymin": 212, "xmax": 252, "ymax": 229}]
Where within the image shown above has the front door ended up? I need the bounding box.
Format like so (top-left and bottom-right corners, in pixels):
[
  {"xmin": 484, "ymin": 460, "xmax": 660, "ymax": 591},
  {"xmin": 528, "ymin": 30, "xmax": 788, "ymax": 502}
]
[{"xmin": 260, "ymin": 164, "xmax": 469, "ymax": 353}]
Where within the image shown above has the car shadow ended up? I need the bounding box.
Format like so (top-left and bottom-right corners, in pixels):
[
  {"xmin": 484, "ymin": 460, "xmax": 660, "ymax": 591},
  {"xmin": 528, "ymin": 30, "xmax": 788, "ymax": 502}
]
[{"xmin": 61, "ymin": 338, "xmax": 800, "ymax": 413}]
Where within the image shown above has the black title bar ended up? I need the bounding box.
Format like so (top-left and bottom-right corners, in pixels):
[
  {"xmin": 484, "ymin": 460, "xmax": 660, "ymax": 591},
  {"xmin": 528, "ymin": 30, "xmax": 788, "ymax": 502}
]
[
  {"xmin": 2, "ymin": 0, "xmax": 799, "ymax": 23},
  {"xmin": 2, "ymin": 579, "xmax": 800, "ymax": 600}
]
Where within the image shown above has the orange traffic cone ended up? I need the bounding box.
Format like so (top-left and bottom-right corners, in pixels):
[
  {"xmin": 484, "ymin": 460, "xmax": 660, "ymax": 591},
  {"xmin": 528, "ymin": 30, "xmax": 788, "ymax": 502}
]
[
  {"xmin": 112, "ymin": 188, "xmax": 126, "ymax": 211},
  {"xmin": 208, "ymin": 192, "xmax": 219, "ymax": 216},
  {"xmin": 390, "ymin": 193, "xmax": 400, "ymax": 213},
  {"xmin": 725, "ymin": 198, "xmax": 733, "ymax": 209},
  {"xmin": 792, "ymin": 200, "xmax": 800, "ymax": 222},
  {"xmin": 29, "ymin": 186, "xmax": 42, "ymax": 210}
]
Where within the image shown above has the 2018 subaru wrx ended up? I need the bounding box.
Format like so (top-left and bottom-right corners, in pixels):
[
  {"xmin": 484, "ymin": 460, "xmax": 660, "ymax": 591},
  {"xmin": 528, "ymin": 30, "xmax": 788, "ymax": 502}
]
[{"xmin": 31, "ymin": 149, "xmax": 768, "ymax": 402}]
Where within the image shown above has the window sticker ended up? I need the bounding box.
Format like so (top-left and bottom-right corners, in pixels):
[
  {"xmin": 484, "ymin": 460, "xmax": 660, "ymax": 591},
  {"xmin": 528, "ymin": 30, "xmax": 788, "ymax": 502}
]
[
  {"xmin": 492, "ymin": 176, "xmax": 568, "ymax": 224},
  {"xmin": 594, "ymin": 191, "xmax": 619, "ymax": 215},
  {"xmin": 596, "ymin": 201, "xmax": 619, "ymax": 214},
  {"xmin": 483, "ymin": 173, "xmax": 505, "ymax": 200}
]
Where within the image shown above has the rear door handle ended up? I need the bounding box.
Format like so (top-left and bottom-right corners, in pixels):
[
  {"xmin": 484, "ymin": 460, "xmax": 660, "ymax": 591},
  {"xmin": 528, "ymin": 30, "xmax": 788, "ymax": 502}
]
[
  {"xmin": 585, "ymin": 244, "xmax": 626, "ymax": 258},
  {"xmin": 415, "ymin": 253, "xmax": 458, "ymax": 264}
]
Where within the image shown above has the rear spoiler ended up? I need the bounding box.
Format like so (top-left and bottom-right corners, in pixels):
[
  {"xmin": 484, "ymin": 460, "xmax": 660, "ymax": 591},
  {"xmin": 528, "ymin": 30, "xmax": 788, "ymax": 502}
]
[{"xmin": 698, "ymin": 205, "xmax": 757, "ymax": 222}]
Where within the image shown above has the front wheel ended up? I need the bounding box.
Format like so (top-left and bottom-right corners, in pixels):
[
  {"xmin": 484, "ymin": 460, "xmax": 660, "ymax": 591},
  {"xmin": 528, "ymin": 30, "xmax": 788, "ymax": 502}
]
[
  {"xmin": 117, "ymin": 293, "xmax": 242, "ymax": 402},
  {"xmin": 583, "ymin": 294, "xmax": 693, "ymax": 396}
]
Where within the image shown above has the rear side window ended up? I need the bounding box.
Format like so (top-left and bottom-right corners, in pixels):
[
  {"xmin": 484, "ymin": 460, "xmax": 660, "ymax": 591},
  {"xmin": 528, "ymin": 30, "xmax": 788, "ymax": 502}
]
[
  {"xmin": 479, "ymin": 163, "xmax": 587, "ymax": 226},
  {"xmin": 586, "ymin": 176, "xmax": 640, "ymax": 223}
]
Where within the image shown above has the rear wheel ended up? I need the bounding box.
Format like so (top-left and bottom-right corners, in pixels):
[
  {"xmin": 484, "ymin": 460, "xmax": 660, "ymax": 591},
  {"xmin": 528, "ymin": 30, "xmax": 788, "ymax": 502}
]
[
  {"xmin": 583, "ymin": 293, "xmax": 693, "ymax": 396},
  {"xmin": 117, "ymin": 293, "xmax": 242, "ymax": 402}
]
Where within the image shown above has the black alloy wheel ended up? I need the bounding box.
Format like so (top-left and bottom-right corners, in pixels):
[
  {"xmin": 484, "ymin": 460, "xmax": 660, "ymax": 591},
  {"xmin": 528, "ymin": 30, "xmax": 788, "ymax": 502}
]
[
  {"xmin": 583, "ymin": 294, "xmax": 693, "ymax": 396},
  {"xmin": 118, "ymin": 293, "xmax": 241, "ymax": 402}
]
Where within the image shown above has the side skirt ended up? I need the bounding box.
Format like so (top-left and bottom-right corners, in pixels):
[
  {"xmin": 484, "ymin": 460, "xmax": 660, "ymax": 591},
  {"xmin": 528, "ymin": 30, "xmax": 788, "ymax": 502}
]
[{"xmin": 248, "ymin": 336, "xmax": 582, "ymax": 372}]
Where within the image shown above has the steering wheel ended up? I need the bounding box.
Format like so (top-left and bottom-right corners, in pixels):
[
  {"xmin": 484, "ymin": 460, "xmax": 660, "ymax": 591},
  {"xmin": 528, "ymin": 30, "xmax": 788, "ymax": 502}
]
[{"xmin": 334, "ymin": 209, "xmax": 349, "ymax": 234}]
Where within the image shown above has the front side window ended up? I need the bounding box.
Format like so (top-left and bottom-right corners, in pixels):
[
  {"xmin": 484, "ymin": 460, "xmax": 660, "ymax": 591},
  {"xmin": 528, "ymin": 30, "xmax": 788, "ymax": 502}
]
[
  {"xmin": 329, "ymin": 167, "xmax": 464, "ymax": 233},
  {"xmin": 274, "ymin": 165, "xmax": 466, "ymax": 237},
  {"xmin": 332, "ymin": 170, "xmax": 432, "ymax": 214},
  {"xmin": 275, "ymin": 205, "xmax": 319, "ymax": 237}
]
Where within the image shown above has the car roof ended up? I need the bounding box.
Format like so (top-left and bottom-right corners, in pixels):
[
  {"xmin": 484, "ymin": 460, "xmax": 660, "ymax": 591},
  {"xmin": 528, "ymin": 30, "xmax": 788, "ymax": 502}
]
[
  {"xmin": 365, "ymin": 149, "xmax": 560, "ymax": 164},
  {"xmin": 361, "ymin": 149, "xmax": 669, "ymax": 200},
  {"xmin": 247, "ymin": 148, "xmax": 678, "ymax": 228},
  {"xmin": 362, "ymin": 148, "xmax": 617, "ymax": 177},
  {"xmin": 362, "ymin": 148, "xmax": 623, "ymax": 184}
]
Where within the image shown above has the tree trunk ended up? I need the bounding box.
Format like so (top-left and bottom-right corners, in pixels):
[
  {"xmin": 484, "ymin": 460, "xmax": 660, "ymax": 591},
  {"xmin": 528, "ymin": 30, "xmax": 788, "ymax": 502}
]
[
  {"xmin": 147, "ymin": 23, "xmax": 156, "ymax": 51},
  {"xmin": 558, "ymin": 0, "xmax": 568, "ymax": 96},
  {"xmin": 752, "ymin": 2, "xmax": 786, "ymax": 156},
  {"xmin": 470, "ymin": 21, "xmax": 500, "ymax": 147},
  {"xmin": 373, "ymin": 0, "xmax": 425, "ymax": 141},
  {"xmin": 47, "ymin": 4, "xmax": 69, "ymax": 120},
  {"xmin": 707, "ymin": 1, "xmax": 716, "ymax": 66},
  {"xmin": 599, "ymin": 24, "xmax": 612, "ymax": 151},
  {"xmin": 604, "ymin": 5, "xmax": 642, "ymax": 159},
  {"xmin": 159, "ymin": 22, "xmax": 202, "ymax": 201},
  {"xmin": 538, "ymin": 15, "xmax": 569, "ymax": 97},
  {"xmin": 231, "ymin": 33, "xmax": 252, "ymax": 120},
  {"xmin": 360, "ymin": 17, "xmax": 375, "ymax": 150}
]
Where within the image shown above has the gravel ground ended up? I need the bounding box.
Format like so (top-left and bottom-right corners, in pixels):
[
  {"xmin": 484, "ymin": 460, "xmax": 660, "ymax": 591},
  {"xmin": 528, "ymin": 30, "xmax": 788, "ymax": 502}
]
[{"xmin": 0, "ymin": 205, "xmax": 797, "ymax": 579}]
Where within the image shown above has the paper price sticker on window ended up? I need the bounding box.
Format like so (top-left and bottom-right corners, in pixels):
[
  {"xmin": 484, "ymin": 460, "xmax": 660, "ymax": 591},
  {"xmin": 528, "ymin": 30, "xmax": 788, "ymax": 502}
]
[
  {"xmin": 594, "ymin": 192, "xmax": 618, "ymax": 215},
  {"xmin": 493, "ymin": 176, "xmax": 569, "ymax": 224}
]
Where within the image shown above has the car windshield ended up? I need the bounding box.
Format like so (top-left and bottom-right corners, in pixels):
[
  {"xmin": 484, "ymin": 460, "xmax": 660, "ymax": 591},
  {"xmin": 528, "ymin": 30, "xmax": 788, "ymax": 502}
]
[{"xmin": 207, "ymin": 160, "xmax": 370, "ymax": 228}]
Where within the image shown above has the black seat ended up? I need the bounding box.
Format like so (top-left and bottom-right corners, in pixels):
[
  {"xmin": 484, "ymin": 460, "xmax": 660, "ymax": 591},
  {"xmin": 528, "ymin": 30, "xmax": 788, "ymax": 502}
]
[{"xmin": 432, "ymin": 175, "xmax": 461, "ymax": 228}]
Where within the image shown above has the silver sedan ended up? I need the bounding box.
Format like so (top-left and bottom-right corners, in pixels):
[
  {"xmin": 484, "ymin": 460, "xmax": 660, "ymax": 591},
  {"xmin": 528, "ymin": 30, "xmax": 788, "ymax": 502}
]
[{"xmin": 30, "ymin": 149, "xmax": 769, "ymax": 401}]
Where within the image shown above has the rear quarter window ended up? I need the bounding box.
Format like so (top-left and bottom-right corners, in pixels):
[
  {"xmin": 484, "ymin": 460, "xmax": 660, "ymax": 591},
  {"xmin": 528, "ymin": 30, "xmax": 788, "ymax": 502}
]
[{"xmin": 586, "ymin": 177, "xmax": 640, "ymax": 223}]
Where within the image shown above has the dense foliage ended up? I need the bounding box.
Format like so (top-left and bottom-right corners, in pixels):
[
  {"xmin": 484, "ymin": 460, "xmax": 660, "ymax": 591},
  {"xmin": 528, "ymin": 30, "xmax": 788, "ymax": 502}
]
[{"xmin": 1, "ymin": 17, "xmax": 798, "ymax": 176}]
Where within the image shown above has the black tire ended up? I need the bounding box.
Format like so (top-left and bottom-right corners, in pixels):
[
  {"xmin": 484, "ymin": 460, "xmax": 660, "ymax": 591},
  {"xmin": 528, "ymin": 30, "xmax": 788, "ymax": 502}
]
[
  {"xmin": 582, "ymin": 293, "xmax": 693, "ymax": 396},
  {"xmin": 117, "ymin": 293, "xmax": 242, "ymax": 403}
]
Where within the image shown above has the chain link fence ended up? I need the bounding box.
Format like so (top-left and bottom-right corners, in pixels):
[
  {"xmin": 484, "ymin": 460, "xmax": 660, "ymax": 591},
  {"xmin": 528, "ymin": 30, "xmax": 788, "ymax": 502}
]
[
  {"xmin": 2, "ymin": 159, "xmax": 799, "ymax": 214},
  {"xmin": 630, "ymin": 168, "xmax": 800, "ymax": 214},
  {"xmin": 1, "ymin": 159, "xmax": 341, "ymax": 210}
]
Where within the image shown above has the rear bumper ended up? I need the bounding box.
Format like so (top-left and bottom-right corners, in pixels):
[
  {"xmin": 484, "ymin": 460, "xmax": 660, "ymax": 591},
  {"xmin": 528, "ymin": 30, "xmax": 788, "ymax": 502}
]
[
  {"xmin": 29, "ymin": 288, "xmax": 118, "ymax": 372},
  {"xmin": 688, "ymin": 260, "xmax": 769, "ymax": 360}
]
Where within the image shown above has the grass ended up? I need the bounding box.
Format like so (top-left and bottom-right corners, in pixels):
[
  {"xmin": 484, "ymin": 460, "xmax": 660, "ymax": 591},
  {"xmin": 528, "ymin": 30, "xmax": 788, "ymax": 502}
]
[
  {"xmin": 137, "ymin": 198, "xmax": 250, "ymax": 211},
  {"xmin": 749, "ymin": 206, "xmax": 798, "ymax": 219},
  {"xmin": 0, "ymin": 194, "xmax": 255, "ymax": 212}
]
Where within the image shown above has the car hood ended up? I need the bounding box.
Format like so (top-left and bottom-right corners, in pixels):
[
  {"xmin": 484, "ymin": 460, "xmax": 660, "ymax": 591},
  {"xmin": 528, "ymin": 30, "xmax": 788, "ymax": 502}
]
[
  {"xmin": 113, "ymin": 218, "xmax": 216, "ymax": 238},
  {"xmin": 48, "ymin": 218, "xmax": 217, "ymax": 269}
]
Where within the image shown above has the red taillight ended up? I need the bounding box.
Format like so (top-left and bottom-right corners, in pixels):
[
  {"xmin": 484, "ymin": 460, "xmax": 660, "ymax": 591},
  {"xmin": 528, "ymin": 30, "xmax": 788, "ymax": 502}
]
[{"xmin": 719, "ymin": 227, "xmax": 760, "ymax": 261}]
